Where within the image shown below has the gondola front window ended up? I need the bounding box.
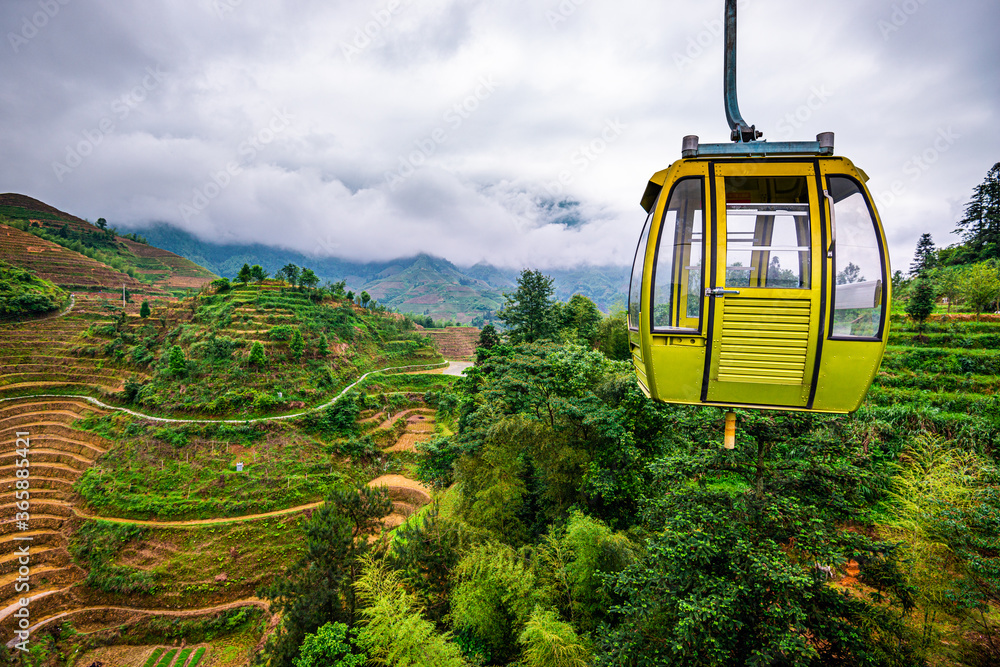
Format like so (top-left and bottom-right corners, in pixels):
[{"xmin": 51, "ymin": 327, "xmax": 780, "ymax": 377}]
[
  {"xmin": 652, "ymin": 178, "xmax": 704, "ymax": 331},
  {"xmin": 828, "ymin": 176, "xmax": 885, "ymax": 338},
  {"xmin": 628, "ymin": 201, "xmax": 655, "ymax": 331}
]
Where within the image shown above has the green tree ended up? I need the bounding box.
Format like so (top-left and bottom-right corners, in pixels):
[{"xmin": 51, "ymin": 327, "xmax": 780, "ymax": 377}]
[
  {"xmin": 388, "ymin": 501, "xmax": 465, "ymax": 624},
  {"xmin": 930, "ymin": 265, "xmax": 964, "ymax": 312},
  {"xmin": 139, "ymin": 300, "xmax": 151, "ymax": 318},
  {"xmin": 96, "ymin": 217, "xmax": 107, "ymax": 230},
  {"xmin": 300, "ymin": 268, "xmax": 319, "ymax": 290},
  {"xmin": 955, "ymin": 162, "xmax": 1000, "ymax": 262},
  {"xmin": 478, "ymin": 323, "xmax": 501, "ymax": 350},
  {"xmin": 497, "ymin": 269, "xmax": 558, "ymax": 344},
  {"xmin": 290, "ymin": 329, "xmax": 305, "ymax": 360},
  {"xmin": 317, "ymin": 333, "xmax": 329, "ymax": 357},
  {"xmin": 237, "ymin": 263, "xmax": 252, "ymax": 284},
  {"xmin": 259, "ymin": 485, "xmax": 392, "ymax": 667},
  {"xmin": 905, "ymin": 276, "xmax": 937, "ymax": 328},
  {"xmin": 559, "ymin": 294, "xmax": 603, "ymax": 347},
  {"xmin": 595, "ymin": 309, "xmax": 630, "ymax": 361},
  {"xmin": 601, "ymin": 412, "xmax": 921, "ymax": 667},
  {"xmin": 354, "ymin": 556, "xmax": 468, "ymax": 667},
  {"xmin": 451, "ymin": 542, "xmax": 538, "ymax": 663},
  {"xmin": 910, "ymin": 232, "xmax": 937, "ymax": 276},
  {"xmin": 294, "ymin": 623, "xmax": 365, "ymax": 667},
  {"xmin": 168, "ymin": 345, "xmax": 186, "ymax": 376},
  {"xmin": 960, "ymin": 261, "xmax": 1000, "ymax": 317},
  {"xmin": 518, "ymin": 607, "xmax": 591, "ymax": 667},
  {"xmin": 250, "ymin": 264, "xmax": 268, "ymax": 283},
  {"xmin": 278, "ymin": 263, "xmax": 301, "ymax": 287},
  {"xmin": 249, "ymin": 341, "xmax": 267, "ymax": 367},
  {"xmin": 360, "ymin": 291, "xmax": 371, "ymax": 308}
]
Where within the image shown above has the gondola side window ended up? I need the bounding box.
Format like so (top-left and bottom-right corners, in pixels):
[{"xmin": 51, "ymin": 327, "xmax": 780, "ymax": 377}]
[
  {"xmin": 652, "ymin": 178, "xmax": 704, "ymax": 331},
  {"xmin": 828, "ymin": 176, "xmax": 885, "ymax": 338},
  {"xmin": 628, "ymin": 200, "xmax": 656, "ymax": 331}
]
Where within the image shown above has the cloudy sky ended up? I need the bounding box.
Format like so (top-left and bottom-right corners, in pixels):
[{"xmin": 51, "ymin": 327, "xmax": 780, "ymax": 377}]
[{"xmin": 1, "ymin": 0, "xmax": 997, "ymax": 272}]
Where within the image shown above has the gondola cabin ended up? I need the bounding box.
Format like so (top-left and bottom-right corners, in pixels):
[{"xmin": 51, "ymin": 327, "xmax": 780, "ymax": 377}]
[{"xmin": 628, "ymin": 136, "xmax": 890, "ymax": 413}]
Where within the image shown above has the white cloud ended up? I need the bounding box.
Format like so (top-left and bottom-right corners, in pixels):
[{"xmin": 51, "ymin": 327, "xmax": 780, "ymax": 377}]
[{"xmin": 0, "ymin": 0, "xmax": 997, "ymax": 272}]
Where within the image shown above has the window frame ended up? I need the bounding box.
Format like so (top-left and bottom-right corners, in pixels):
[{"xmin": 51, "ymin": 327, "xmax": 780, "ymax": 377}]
[
  {"xmin": 650, "ymin": 176, "xmax": 707, "ymax": 335},
  {"xmin": 627, "ymin": 198, "xmax": 657, "ymax": 332},
  {"xmin": 826, "ymin": 174, "xmax": 889, "ymax": 342}
]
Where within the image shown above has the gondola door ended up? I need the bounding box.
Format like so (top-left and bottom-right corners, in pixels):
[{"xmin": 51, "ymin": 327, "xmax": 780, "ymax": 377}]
[{"xmin": 703, "ymin": 162, "xmax": 824, "ymax": 408}]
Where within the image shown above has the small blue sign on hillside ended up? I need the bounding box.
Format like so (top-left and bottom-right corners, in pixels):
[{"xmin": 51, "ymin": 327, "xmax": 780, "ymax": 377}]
[{"xmin": 236, "ymin": 462, "xmax": 244, "ymax": 472}]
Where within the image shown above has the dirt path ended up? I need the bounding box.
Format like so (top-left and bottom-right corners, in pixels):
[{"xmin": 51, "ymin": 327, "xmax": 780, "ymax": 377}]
[
  {"xmin": 0, "ymin": 361, "xmax": 448, "ymax": 425},
  {"xmin": 5, "ymin": 597, "xmax": 269, "ymax": 648},
  {"xmin": 70, "ymin": 501, "xmax": 324, "ymax": 527},
  {"xmin": 5, "ymin": 294, "xmax": 76, "ymax": 326}
]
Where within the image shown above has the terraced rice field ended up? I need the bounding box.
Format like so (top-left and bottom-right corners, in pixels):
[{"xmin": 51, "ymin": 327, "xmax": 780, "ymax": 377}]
[
  {"xmin": 417, "ymin": 326, "xmax": 481, "ymax": 361},
  {"xmin": 0, "ymin": 223, "xmax": 163, "ymax": 295},
  {"xmin": 0, "ymin": 397, "xmax": 110, "ymax": 637},
  {"xmin": 0, "ymin": 293, "xmax": 150, "ymax": 397},
  {"xmin": 862, "ymin": 315, "xmax": 1000, "ymax": 452}
]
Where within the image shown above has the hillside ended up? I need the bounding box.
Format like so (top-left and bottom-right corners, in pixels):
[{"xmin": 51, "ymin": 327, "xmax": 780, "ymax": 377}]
[
  {"xmin": 0, "ymin": 278, "xmax": 449, "ymax": 659},
  {"xmin": 0, "ymin": 194, "xmax": 216, "ymax": 296},
  {"xmin": 133, "ymin": 223, "xmax": 630, "ymax": 318}
]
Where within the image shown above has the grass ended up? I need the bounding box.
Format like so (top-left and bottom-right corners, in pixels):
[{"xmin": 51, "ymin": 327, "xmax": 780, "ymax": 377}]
[
  {"xmin": 154, "ymin": 648, "xmax": 178, "ymax": 667},
  {"xmin": 142, "ymin": 647, "xmax": 165, "ymax": 667},
  {"xmin": 175, "ymin": 647, "xmax": 193, "ymax": 666},
  {"xmin": 79, "ymin": 284, "xmax": 443, "ymax": 418},
  {"xmin": 68, "ymin": 516, "xmax": 308, "ymax": 607},
  {"xmin": 72, "ymin": 412, "xmax": 369, "ymax": 520},
  {"xmin": 188, "ymin": 647, "xmax": 207, "ymax": 667}
]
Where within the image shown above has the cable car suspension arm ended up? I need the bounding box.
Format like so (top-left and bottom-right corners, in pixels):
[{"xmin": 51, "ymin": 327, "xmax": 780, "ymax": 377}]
[{"xmin": 724, "ymin": 0, "xmax": 763, "ymax": 143}]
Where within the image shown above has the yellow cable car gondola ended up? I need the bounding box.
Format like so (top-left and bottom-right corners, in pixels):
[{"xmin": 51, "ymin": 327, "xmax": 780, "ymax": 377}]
[{"xmin": 628, "ymin": 1, "xmax": 890, "ymax": 414}]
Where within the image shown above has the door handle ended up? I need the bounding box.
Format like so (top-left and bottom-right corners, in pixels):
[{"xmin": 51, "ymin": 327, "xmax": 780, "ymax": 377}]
[{"xmin": 706, "ymin": 288, "xmax": 741, "ymax": 296}]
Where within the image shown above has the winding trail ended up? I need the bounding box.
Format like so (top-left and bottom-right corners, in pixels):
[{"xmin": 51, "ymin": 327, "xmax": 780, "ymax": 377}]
[
  {"xmin": 70, "ymin": 502, "xmax": 324, "ymax": 527},
  {"xmin": 0, "ymin": 358, "xmax": 457, "ymax": 646},
  {"xmin": 0, "ymin": 360, "xmax": 449, "ymax": 425},
  {"xmin": 6, "ymin": 598, "xmax": 269, "ymax": 648}
]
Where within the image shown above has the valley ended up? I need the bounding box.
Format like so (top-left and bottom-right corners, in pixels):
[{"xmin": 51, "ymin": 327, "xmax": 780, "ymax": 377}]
[{"xmin": 0, "ymin": 188, "xmax": 999, "ymax": 666}]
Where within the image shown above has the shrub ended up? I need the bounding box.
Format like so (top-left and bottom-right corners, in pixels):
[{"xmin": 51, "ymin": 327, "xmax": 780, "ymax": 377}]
[
  {"xmin": 249, "ymin": 341, "xmax": 266, "ymax": 367},
  {"xmin": 168, "ymin": 345, "xmax": 186, "ymax": 376}
]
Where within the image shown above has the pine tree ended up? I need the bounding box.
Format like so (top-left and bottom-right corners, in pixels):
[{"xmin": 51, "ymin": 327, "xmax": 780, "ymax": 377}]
[
  {"xmin": 910, "ymin": 233, "xmax": 936, "ymax": 276},
  {"xmin": 956, "ymin": 162, "xmax": 1000, "ymax": 262},
  {"xmin": 139, "ymin": 300, "xmax": 151, "ymax": 318},
  {"xmin": 249, "ymin": 341, "xmax": 266, "ymax": 367},
  {"xmin": 318, "ymin": 333, "xmax": 329, "ymax": 357},
  {"xmin": 236, "ymin": 263, "xmax": 252, "ymax": 284},
  {"xmin": 905, "ymin": 276, "xmax": 937, "ymax": 329},
  {"xmin": 496, "ymin": 269, "xmax": 558, "ymax": 344},
  {"xmin": 290, "ymin": 329, "xmax": 305, "ymax": 360},
  {"xmin": 478, "ymin": 324, "xmax": 501, "ymax": 350}
]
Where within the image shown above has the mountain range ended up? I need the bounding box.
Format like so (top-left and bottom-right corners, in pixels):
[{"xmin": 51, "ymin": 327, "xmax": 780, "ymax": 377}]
[{"xmin": 135, "ymin": 223, "xmax": 630, "ymax": 322}]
